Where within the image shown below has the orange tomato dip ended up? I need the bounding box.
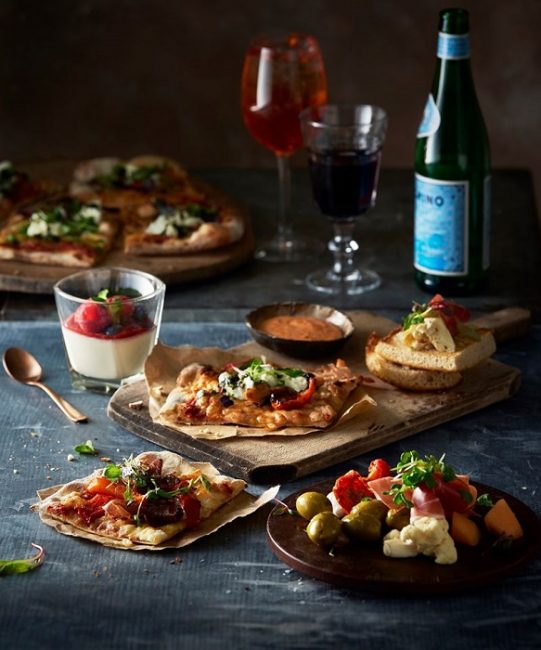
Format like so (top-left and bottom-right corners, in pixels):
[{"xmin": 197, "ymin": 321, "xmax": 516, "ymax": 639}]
[{"xmin": 259, "ymin": 315, "xmax": 343, "ymax": 341}]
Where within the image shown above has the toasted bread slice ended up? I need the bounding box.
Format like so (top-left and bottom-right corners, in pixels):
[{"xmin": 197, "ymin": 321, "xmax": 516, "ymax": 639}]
[
  {"xmin": 366, "ymin": 334, "xmax": 462, "ymax": 391},
  {"xmin": 374, "ymin": 326, "xmax": 496, "ymax": 373}
]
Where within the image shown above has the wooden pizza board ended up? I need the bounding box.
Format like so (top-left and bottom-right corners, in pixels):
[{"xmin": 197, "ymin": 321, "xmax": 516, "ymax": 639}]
[
  {"xmin": 0, "ymin": 161, "xmax": 255, "ymax": 293},
  {"xmin": 107, "ymin": 311, "xmax": 522, "ymax": 484},
  {"xmin": 0, "ymin": 222, "xmax": 254, "ymax": 294}
]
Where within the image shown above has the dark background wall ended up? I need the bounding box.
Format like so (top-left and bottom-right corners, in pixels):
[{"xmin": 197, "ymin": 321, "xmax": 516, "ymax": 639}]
[{"xmin": 0, "ymin": 0, "xmax": 539, "ymax": 207}]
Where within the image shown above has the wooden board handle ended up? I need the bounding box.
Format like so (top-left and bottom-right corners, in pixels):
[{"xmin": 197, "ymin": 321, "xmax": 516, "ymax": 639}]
[{"xmin": 471, "ymin": 307, "xmax": 532, "ymax": 343}]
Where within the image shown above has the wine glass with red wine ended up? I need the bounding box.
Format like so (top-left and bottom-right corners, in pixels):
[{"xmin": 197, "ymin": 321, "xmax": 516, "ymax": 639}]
[
  {"xmin": 241, "ymin": 33, "xmax": 327, "ymax": 261},
  {"xmin": 300, "ymin": 104, "xmax": 388, "ymax": 294}
]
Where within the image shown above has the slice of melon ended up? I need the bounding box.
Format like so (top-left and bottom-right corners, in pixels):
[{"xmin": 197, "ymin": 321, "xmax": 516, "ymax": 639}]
[
  {"xmin": 484, "ymin": 498, "xmax": 524, "ymax": 540},
  {"xmin": 451, "ymin": 511, "xmax": 481, "ymax": 546}
]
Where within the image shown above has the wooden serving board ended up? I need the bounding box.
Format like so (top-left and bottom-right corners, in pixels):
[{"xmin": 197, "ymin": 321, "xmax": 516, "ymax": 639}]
[{"xmin": 107, "ymin": 311, "xmax": 522, "ymax": 484}]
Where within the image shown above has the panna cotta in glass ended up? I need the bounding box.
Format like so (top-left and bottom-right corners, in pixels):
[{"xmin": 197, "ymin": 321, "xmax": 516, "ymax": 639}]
[
  {"xmin": 54, "ymin": 268, "xmax": 165, "ymax": 392},
  {"xmin": 62, "ymin": 300, "xmax": 156, "ymax": 380}
]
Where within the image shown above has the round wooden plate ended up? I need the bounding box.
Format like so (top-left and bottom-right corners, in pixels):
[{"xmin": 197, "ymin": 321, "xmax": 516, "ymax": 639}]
[
  {"xmin": 0, "ymin": 173, "xmax": 254, "ymax": 294},
  {"xmin": 266, "ymin": 480, "xmax": 541, "ymax": 594},
  {"xmin": 0, "ymin": 223, "xmax": 254, "ymax": 294}
]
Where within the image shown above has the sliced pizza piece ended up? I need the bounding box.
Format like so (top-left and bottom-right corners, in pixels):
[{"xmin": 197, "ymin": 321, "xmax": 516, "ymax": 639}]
[
  {"xmin": 123, "ymin": 197, "xmax": 244, "ymax": 255},
  {"xmin": 0, "ymin": 196, "xmax": 117, "ymax": 267},
  {"xmin": 158, "ymin": 357, "xmax": 360, "ymax": 431},
  {"xmin": 69, "ymin": 155, "xmax": 202, "ymax": 210},
  {"xmin": 38, "ymin": 451, "xmax": 247, "ymax": 547},
  {"xmin": 0, "ymin": 160, "xmax": 62, "ymax": 220}
]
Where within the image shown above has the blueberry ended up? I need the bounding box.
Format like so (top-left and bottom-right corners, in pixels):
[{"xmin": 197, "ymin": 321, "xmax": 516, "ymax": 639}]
[
  {"xmin": 105, "ymin": 324, "xmax": 123, "ymax": 337},
  {"xmin": 134, "ymin": 306, "xmax": 149, "ymax": 323}
]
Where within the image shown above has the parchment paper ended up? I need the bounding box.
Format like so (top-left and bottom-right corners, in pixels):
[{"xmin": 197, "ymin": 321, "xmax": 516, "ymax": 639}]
[{"xmin": 35, "ymin": 451, "xmax": 279, "ymax": 551}]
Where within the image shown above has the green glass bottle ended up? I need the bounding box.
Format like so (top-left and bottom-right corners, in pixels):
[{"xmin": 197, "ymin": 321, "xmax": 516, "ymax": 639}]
[{"xmin": 414, "ymin": 8, "xmax": 490, "ymax": 295}]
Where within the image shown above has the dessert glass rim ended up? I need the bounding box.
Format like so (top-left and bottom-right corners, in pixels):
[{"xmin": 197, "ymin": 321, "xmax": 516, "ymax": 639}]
[{"xmin": 53, "ymin": 267, "xmax": 165, "ymax": 304}]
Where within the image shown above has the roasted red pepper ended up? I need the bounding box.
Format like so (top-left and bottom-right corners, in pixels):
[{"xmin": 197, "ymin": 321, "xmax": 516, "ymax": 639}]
[
  {"xmin": 332, "ymin": 458, "xmax": 391, "ymax": 513},
  {"xmin": 182, "ymin": 398, "xmax": 204, "ymax": 419},
  {"xmin": 428, "ymin": 294, "xmax": 470, "ymax": 336},
  {"xmin": 332, "ymin": 470, "xmax": 372, "ymax": 513},
  {"xmin": 179, "ymin": 493, "xmax": 202, "ymax": 529},
  {"xmin": 270, "ymin": 376, "xmax": 317, "ymax": 411},
  {"xmin": 366, "ymin": 458, "xmax": 392, "ymax": 482}
]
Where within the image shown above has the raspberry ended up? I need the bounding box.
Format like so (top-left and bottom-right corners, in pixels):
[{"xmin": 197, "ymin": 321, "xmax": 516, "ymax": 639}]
[{"xmin": 73, "ymin": 301, "xmax": 112, "ymax": 334}]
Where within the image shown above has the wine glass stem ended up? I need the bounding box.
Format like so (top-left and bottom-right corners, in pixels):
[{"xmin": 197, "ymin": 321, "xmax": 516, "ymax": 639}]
[
  {"xmin": 276, "ymin": 153, "xmax": 293, "ymax": 244},
  {"xmin": 329, "ymin": 220, "xmax": 359, "ymax": 279}
]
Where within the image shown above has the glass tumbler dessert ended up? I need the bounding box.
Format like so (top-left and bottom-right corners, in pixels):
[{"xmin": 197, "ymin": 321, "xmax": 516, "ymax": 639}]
[{"xmin": 54, "ymin": 267, "xmax": 165, "ymax": 392}]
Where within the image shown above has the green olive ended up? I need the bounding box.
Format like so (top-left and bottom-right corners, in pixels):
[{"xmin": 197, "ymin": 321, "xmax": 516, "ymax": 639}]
[
  {"xmin": 305, "ymin": 512, "xmax": 342, "ymax": 547},
  {"xmin": 295, "ymin": 491, "xmax": 332, "ymax": 520},
  {"xmin": 350, "ymin": 498, "xmax": 388, "ymax": 522},
  {"xmin": 342, "ymin": 512, "xmax": 382, "ymax": 542},
  {"xmin": 385, "ymin": 507, "xmax": 410, "ymax": 531}
]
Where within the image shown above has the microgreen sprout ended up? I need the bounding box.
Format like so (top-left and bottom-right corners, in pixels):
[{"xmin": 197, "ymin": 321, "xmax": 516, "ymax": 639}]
[
  {"xmin": 385, "ymin": 451, "xmax": 457, "ymax": 508},
  {"xmin": 101, "ymin": 457, "xmax": 212, "ymax": 526},
  {"xmin": 477, "ymin": 493, "xmax": 495, "ymax": 508}
]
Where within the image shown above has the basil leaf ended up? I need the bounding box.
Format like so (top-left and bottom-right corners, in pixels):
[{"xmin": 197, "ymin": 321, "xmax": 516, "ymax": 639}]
[
  {"xmin": 0, "ymin": 544, "xmax": 44, "ymax": 576},
  {"xmin": 280, "ymin": 368, "xmax": 305, "ymax": 378},
  {"xmin": 74, "ymin": 440, "xmax": 98, "ymax": 455},
  {"xmin": 185, "ymin": 203, "xmax": 218, "ymax": 222},
  {"xmin": 104, "ymin": 464, "xmax": 123, "ymax": 480},
  {"xmin": 116, "ymin": 287, "xmax": 142, "ymax": 299}
]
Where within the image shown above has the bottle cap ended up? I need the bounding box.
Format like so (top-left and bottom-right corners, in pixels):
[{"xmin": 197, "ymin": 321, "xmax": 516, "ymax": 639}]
[{"xmin": 439, "ymin": 8, "xmax": 469, "ymax": 35}]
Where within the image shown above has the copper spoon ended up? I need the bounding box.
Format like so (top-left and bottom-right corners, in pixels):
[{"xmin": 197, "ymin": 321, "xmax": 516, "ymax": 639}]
[{"xmin": 3, "ymin": 347, "xmax": 88, "ymax": 423}]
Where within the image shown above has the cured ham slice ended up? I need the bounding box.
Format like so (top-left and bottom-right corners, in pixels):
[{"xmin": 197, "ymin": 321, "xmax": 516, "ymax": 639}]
[
  {"xmin": 410, "ymin": 486, "xmax": 446, "ymax": 520},
  {"xmin": 367, "ymin": 476, "xmax": 404, "ymax": 510},
  {"xmin": 368, "ymin": 470, "xmax": 477, "ymax": 520}
]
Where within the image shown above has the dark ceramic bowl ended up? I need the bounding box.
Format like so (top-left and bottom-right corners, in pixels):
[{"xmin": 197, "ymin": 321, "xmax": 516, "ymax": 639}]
[{"xmin": 245, "ymin": 302, "xmax": 354, "ymax": 360}]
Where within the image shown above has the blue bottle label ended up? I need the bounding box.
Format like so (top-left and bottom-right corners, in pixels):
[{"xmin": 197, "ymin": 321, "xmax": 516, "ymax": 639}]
[
  {"xmin": 414, "ymin": 174, "xmax": 469, "ymax": 276},
  {"xmin": 417, "ymin": 94, "xmax": 441, "ymax": 138},
  {"xmin": 437, "ymin": 33, "xmax": 470, "ymax": 60}
]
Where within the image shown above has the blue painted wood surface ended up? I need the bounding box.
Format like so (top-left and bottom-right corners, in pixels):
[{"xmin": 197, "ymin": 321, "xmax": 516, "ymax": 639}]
[{"xmin": 0, "ymin": 321, "xmax": 540, "ymax": 649}]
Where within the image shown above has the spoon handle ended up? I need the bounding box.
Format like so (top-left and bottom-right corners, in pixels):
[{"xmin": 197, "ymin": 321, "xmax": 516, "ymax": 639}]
[{"xmin": 30, "ymin": 381, "xmax": 88, "ymax": 423}]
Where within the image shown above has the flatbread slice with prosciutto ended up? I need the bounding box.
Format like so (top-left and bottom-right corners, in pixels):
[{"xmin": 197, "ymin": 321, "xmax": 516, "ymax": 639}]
[{"xmin": 37, "ymin": 451, "xmax": 247, "ymax": 547}]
